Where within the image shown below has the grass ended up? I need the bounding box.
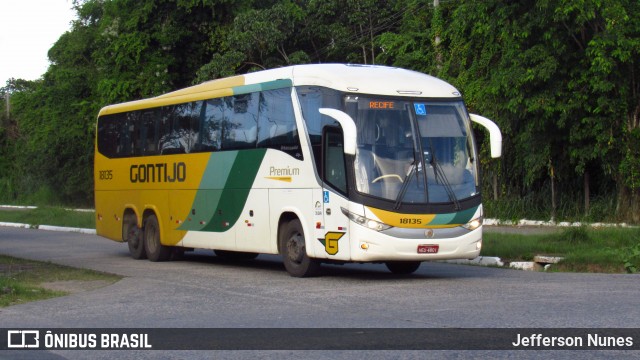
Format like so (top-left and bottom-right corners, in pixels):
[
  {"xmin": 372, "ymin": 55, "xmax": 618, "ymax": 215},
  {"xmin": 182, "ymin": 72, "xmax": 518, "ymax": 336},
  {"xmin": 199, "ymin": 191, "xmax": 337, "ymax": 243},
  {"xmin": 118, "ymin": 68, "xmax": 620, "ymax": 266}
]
[
  {"xmin": 0, "ymin": 255, "xmax": 121, "ymax": 307},
  {"xmin": 0, "ymin": 206, "xmax": 95, "ymax": 229},
  {"xmin": 482, "ymin": 226, "xmax": 640, "ymax": 273}
]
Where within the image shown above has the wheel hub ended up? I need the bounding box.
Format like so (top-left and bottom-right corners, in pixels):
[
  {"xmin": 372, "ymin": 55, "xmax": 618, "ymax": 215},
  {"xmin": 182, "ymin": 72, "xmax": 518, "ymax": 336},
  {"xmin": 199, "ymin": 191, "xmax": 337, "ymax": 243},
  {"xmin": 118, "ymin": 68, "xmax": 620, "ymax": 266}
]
[{"xmin": 287, "ymin": 234, "xmax": 304, "ymax": 263}]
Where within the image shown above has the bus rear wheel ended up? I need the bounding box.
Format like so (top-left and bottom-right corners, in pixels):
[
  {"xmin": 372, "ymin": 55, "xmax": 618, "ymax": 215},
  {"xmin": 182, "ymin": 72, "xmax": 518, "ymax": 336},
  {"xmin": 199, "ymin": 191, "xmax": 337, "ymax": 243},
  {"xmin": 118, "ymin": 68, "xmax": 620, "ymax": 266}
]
[
  {"xmin": 144, "ymin": 214, "xmax": 171, "ymax": 262},
  {"xmin": 385, "ymin": 261, "xmax": 421, "ymax": 275},
  {"xmin": 280, "ymin": 219, "xmax": 320, "ymax": 277},
  {"xmin": 124, "ymin": 214, "xmax": 145, "ymax": 260}
]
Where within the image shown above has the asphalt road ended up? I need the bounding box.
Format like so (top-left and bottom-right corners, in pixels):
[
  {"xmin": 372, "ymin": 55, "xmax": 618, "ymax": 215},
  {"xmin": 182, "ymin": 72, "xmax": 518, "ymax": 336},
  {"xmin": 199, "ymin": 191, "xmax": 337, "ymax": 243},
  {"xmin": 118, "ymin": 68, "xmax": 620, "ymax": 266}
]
[{"xmin": 0, "ymin": 227, "xmax": 638, "ymax": 359}]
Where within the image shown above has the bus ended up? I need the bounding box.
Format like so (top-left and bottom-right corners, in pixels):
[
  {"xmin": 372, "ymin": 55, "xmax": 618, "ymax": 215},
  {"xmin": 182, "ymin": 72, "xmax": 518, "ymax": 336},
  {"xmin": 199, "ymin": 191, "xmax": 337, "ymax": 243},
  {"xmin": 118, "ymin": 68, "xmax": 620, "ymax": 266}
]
[{"xmin": 94, "ymin": 64, "xmax": 501, "ymax": 277}]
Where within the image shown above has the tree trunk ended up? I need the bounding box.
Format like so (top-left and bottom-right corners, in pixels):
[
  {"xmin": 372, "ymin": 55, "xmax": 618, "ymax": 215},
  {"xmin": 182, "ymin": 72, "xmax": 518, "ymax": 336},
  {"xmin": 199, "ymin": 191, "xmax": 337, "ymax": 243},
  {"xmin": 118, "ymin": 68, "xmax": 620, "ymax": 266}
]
[
  {"xmin": 492, "ymin": 172, "xmax": 498, "ymax": 201},
  {"xmin": 369, "ymin": 15, "xmax": 375, "ymax": 65},
  {"xmin": 550, "ymin": 162, "xmax": 556, "ymax": 221},
  {"xmin": 362, "ymin": 45, "xmax": 367, "ymax": 65},
  {"xmin": 4, "ymin": 92, "xmax": 9, "ymax": 118},
  {"xmin": 433, "ymin": 0, "xmax": 442, "ymax": 71},
  {"xmin": 584, "ymin": 171, "xmax": 590, "ymax": 217},
  {"xmin": 617, "ymin": 184, "xmax": 640, "ymax": 224}
]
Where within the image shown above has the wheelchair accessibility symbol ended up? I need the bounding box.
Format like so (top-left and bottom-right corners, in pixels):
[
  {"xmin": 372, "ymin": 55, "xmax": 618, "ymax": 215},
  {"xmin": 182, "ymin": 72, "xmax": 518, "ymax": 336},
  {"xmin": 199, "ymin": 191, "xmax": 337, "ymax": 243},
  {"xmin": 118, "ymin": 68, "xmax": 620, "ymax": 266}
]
[{"xmin": 414, "ymin": 103, "xmax": 427, "ymax": 116}]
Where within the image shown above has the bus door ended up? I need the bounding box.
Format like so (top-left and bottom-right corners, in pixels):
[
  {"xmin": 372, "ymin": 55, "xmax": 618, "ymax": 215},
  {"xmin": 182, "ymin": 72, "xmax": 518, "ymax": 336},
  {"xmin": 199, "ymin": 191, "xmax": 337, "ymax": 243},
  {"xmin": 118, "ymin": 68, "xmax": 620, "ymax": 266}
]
[{"xmin": 316, "ymin": 127, "xmax": 351, "ymax": 261}]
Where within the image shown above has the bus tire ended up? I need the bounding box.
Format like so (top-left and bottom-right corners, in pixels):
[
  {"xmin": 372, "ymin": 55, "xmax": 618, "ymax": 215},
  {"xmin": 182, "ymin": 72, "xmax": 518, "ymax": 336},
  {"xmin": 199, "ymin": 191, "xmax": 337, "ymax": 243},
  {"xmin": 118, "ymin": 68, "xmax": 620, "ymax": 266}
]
[
  {"xmin": 280, "ymin": 219, "xmax": 320, "ymax": 277},
  {"xmin": 385, "ymin": 261, "xmax": 421, "ymax": 274},
  {"xmin": 124, "ymin": 214, "xmax": 146, "ymax": 260},
  {"xmin": 144, "ymin": 214, "xmax": 171, "ymax": 262}
]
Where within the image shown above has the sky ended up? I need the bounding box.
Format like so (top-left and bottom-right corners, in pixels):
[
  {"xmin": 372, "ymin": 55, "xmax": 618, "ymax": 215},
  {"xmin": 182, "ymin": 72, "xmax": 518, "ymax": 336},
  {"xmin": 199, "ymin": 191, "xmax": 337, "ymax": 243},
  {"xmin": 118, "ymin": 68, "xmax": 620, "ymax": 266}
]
[{"xmin": 0, "ymin": 0, "xmax": 76, "ymax": 87}]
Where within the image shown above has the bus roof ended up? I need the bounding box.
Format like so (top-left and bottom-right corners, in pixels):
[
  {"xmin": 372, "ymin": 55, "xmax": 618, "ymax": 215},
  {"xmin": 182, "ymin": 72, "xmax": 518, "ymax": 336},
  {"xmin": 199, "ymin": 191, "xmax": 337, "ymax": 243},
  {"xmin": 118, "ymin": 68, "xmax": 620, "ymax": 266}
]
[{"xmin": 98, "ymin": 64, "xmax": 461, "ymax": 116}]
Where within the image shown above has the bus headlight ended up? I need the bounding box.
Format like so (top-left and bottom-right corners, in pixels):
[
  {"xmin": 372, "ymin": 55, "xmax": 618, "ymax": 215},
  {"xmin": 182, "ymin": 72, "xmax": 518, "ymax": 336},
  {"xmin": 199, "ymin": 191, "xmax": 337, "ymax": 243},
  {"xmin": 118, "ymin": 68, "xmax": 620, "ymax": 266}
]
[
  {"xmin": 462, "ymin": 216, "xmax": 483, "ymax": 231},
  {"xmin": 341, "ymin": 207, "xmax": 392, "ymax": 231}
]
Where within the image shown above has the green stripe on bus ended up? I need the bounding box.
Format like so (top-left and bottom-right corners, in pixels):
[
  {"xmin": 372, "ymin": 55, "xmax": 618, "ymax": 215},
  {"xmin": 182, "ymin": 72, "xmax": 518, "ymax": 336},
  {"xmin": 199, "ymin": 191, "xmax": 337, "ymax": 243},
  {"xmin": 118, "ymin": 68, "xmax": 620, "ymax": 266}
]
[
  {"xmin": 428, "ymin": 206, "xmax": 478, "ymax": 225},
  {"xmin": 179, "ymin": 149, "xmax": 267, "ymax": 232},
  {"xmin": 232, "ymin": 79, "xmax": 293, "ymax": 95}
]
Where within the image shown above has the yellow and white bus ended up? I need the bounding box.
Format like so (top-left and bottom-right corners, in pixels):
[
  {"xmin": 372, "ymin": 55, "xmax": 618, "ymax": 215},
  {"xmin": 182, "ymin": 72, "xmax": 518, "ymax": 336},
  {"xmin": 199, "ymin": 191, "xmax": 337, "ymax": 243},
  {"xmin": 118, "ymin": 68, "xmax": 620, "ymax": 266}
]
[{"xmin": 94, "ymin": 64, "xmax": 501, "ymax": 277}]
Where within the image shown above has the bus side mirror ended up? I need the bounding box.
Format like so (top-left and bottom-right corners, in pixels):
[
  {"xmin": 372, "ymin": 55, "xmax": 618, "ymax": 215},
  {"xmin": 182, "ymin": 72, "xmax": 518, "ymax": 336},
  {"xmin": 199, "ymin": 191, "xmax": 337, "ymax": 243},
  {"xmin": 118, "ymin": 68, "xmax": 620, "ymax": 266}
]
[
  {"xmin": 470, "ymin": 114, "xmax": 502, "ymax": 158},
  {"xmin": 319, "ymin": 108, "xmax": 357, "ymax": 155}
]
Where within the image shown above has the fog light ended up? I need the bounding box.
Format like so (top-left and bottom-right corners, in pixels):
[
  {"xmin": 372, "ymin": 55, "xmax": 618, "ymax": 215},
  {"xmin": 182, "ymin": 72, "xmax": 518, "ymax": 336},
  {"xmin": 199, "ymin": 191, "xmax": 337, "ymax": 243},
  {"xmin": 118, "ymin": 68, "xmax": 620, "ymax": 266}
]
[{"xmin": 476, "ymin": 240, "xmax": 482, "ymax": 250}]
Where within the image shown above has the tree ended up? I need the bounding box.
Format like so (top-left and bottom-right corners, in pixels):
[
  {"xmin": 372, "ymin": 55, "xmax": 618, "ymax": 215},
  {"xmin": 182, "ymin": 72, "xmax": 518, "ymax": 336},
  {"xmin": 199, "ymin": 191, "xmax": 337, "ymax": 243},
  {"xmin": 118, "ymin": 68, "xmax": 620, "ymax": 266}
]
[
  {"xmin": 1, "ymin": 0, "xmax": 637, "ymax": 221},
  {"xmin": 546, "ymin": 0, "xmax": 640, "ymax": 221}
]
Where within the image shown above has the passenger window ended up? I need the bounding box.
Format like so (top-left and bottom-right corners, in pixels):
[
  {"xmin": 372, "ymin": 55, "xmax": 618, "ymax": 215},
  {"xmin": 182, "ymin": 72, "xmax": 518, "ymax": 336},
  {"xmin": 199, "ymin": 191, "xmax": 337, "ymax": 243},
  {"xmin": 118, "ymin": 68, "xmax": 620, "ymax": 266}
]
[
  {"xmin": 196, "ymin": 98, "xmax": 224, "ymax": 152},
  {"xmin": 223, "ymin": 93, "xmax": 258, "ymax": 150},
  {"xmin": 125, "ymin": 112, "xmax": 139, "ymax": 156},
  {"xmin": 97, "ymin": 114, "xmax": 124, "ymax": 158},
  {"xmin": 141, "ymin": 110, "xmax": 158, "ymax": 155},
  {"xmin": 158, "ymin": 106, "xmax": 181, "ymax": 154},
  {"xmin": 257, "ymin": 88, "xmax": 302, "ymax": 159},
  {"xmin": 174, "ymin": 102, "xmax": 200, "ymax": 153}
]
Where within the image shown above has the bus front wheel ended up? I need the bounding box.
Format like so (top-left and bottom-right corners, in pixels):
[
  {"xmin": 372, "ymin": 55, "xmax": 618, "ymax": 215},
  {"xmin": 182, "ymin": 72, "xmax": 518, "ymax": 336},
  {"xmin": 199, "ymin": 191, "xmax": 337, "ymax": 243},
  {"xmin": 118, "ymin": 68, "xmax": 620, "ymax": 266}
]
[
  {"xmin": 385, "ymin": 261, "xmax": 421, "ymax": 275},
  {"xmin": 144, "ymin": 214, "xmax": 171, "ymax": 262},
  {"xmin": 280, "ymin": 219, "xmax": 320, "ymax": 277}
]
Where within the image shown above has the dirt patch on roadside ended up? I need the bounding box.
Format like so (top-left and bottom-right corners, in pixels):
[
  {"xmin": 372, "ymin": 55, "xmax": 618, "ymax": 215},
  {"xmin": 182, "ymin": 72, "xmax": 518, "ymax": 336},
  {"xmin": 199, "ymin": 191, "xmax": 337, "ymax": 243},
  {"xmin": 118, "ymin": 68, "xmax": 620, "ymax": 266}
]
[
  {"xmin": 0, "ymin": 263, "xmax": 39, "ymax": 275},
  {"xmin": 40, "ymin": 280, "xmax": 116, "ymax": 294}
]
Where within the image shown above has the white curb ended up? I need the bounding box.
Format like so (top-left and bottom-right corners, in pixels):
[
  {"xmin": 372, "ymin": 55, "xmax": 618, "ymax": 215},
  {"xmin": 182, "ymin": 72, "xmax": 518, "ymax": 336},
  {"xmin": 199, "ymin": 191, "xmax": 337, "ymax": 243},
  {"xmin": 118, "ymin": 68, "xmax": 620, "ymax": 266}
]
[
  {"xmin": 38, "ymin": 225, "xmax": 96, "ymax": 234},
  {"xmin": 509, "ymin": 262, "xmax": 538, "ymax": 271},
  {"xmin": 484, "ymin": 218, "xmax": 635, "ymax": 228},
  {"xmin": 442, "ymin": 256, "xmax": 504, "ymax": 267},
  {"xmin": 0, "ymin": 222, "xmax": 96, "ymax": 234},
  {"xmin": 0, "ymin": 222, "xmax": 34, "ymax": 229}
]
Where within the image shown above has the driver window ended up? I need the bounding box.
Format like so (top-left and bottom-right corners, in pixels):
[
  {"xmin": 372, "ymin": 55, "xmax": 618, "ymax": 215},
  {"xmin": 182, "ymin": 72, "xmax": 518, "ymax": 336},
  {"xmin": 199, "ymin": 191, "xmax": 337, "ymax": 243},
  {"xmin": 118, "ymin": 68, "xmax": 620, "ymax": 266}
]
[{"xmin": 323, "ymin": 128, "xmax": 348, "ymax": 195}]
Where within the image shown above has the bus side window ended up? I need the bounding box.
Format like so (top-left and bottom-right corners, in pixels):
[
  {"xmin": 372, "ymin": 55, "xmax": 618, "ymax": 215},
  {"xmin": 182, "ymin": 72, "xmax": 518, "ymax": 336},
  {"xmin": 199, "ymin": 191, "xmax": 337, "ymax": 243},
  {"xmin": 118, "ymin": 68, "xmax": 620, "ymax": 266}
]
[
  {"xmin": 125, "ymin": 112, "xmax": 139, "ymax": 156},
  {"xmin": 257, "ymin": 88, "xmax": 302, "ymax": 159},
  {"xmin": 198, "ymin": 98, "xmax": 224, "ymax": 152},
  {"xmin": 223, "ymin": 93, "xmax": 258, "ymax": 150},
  {"xmin": 297, "ymin": 86, "xmax": 342, "ymax": 171},
  {"xmin": 323, "ymin": 127, "xmax": 348, "ymax": 195},
  {"xmin": 192, "ymin": 100, "xmax": 216, "ymax": 152},
  {"xmin": 97, "ymin": 114, "xmax": 122, "ymax": 158},
  {"xmin": 141, "ymin": 110, "xmax": 158, "ymax": 155},
  {"xmin": 159, "ymin": 105, "xmax": 194, "ymax": 155},
  {"xmin": 171, "ymin": 102, "xmax": 199, "ymax": 154},
  {"xmin": 158, "ymin": 106, "xmax": 177, "ymax": 154}
]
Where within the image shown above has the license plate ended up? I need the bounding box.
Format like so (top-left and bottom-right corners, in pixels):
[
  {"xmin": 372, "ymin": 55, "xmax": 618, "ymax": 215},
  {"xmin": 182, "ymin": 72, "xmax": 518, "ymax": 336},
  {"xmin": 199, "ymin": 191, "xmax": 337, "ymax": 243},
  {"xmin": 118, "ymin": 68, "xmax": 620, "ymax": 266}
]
[{"xmin": 417, "ymin": 244, "xmax": 439, "ymax": 254}]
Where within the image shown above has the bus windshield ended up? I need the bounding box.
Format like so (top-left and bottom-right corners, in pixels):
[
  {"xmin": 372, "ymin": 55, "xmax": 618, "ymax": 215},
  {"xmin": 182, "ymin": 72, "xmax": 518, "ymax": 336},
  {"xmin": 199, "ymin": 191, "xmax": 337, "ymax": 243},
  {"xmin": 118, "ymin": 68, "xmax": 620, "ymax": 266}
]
[{"xmin": 346, "ymin": 96, "xmax": 478, "ymax": 205}]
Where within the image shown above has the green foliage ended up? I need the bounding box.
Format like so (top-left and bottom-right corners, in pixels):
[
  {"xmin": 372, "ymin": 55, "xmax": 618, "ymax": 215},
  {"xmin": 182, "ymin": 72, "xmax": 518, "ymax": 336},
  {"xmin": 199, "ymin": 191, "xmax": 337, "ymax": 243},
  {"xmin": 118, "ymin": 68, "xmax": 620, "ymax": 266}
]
[
  {"xmin": 0, "ymin": 0, "xmax": 639, "ymax": 222},
  {"xmin": 558, "ymin": 227, "xmax": 591, "ymax": 244},
  {"xmin": 619, "ymin": 129, "xmax": 640, "ymax": 190},
  {"xmin": 623, "ymin": 243, "xmax": 640, "ymax": 273}
]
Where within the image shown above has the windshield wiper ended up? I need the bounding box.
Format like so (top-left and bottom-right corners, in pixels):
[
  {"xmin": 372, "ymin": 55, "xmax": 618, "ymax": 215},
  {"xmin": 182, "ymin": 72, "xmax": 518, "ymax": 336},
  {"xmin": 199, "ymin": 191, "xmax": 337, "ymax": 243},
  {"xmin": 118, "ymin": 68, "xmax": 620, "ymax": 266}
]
[
  {"xmin": 393, "ymin": 158, "xmax": 417, "ymax": 210},
  {"xmin": 429, "ymin": 146, "xmax": 461, "ymax": 211}
]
